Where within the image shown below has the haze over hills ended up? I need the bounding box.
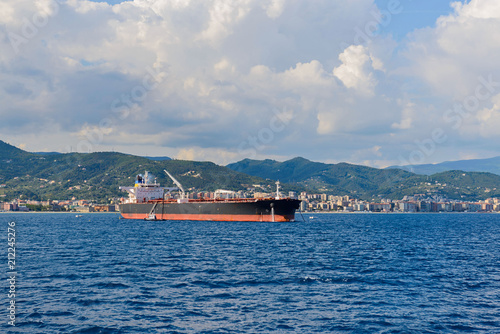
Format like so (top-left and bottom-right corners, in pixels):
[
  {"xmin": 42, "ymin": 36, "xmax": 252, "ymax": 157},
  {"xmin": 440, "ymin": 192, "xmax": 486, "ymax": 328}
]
[
  {"xmin": 227, "ymin": 157, "xmax": 500, "ymax": 200},
  {"xmin": 389, "ymin": 156, "xmax": 500, "ymax": 176},
  {"xmin": 2, "ymin": 140, "xmax": 500, "ymax": 202}
]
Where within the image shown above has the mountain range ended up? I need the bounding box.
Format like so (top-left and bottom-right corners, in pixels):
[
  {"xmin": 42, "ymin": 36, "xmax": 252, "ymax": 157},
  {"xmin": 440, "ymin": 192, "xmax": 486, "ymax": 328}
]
[
  {"xmin": 0, "ymin": 140, "xmax": 273, "ymax": 202},
  {"xmin": 1, "ymin": 140, "xmax": 499, "ymax": 202},
  {"xmin": 226, "ymin": 157, "xmax": 500, "ymax": 200},
  {"xmin": 388, "ymin": 156, "xmax": 500, "ymax": 176}
]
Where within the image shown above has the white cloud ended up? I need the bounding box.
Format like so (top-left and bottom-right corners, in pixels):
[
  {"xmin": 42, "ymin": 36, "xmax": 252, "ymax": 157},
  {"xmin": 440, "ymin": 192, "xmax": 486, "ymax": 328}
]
[
  {"xmin": 373, "ymin": 0, "xmax": 500, "ymax": 166},
  {"xmin": 448, "ymin": 0, "xmax": 500, "ymax": 20},
  {"xmin": 199, "ymin": 0, "xmax": 253, "ymax": 43},
  {"xmin": 265, "ymin": 0, "xmax": 285, "ymax": 19},
  {"xmin": 175, "ymin": 147, "xmax": 241, "ymax": 164},
  {"xmin": 392, "ymin": 102, "xmax": 414, "ymax": 130},
  {"xmin": 316, "ymin": 108, "xmax": 340, "ymax": 135},
  {"xmin": 333, "ymin": 45, "xmax": 378, "ymax": 96},
  {"xmin": 463, "ymin": 93, "xmax": 500, "ymax": 138},
  {"xmin": 405, "ymin": 0, "xmax": 500, "ymax": 98},
  {"xmin": 1, "ymin": 0, "xmax": 500, "ymax": 166},
  {"xmin": 281, "ymin": 60, "xmax": 332, "ymax": 89}
]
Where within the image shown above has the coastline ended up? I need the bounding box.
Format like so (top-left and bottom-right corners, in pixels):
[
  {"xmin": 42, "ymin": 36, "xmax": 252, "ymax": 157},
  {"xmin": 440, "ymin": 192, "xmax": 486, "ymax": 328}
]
[
  {"xmin": 303, "ymin": 211, "xmax": 500, "ymax": 214},
  {"xmin": 3, "ymin": 211, "xmax": 497, "ymax": 215},
  {"xmin": 0, "ymin": 211, "xmax": 120, "ymax": 214}
]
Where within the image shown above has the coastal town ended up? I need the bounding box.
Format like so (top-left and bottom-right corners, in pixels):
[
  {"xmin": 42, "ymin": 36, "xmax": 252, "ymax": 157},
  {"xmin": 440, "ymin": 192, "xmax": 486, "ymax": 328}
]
[
  {"xmin": 294, "ymin": 193, "xmax": 500, "ymax": 213},
  {"xmin": 2, "ymin": 189, "xmax": 500, "ymax": 213}
]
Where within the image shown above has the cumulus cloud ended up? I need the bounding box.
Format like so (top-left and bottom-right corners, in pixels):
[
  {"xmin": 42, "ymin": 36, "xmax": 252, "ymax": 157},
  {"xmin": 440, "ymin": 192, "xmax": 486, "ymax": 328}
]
[
  {"xmin": 405, "ymin": 0, "xmax": 500, "ymax": 98},
  {"xmin": 395, "ymin": 0, "xmax": 500, "ymax": 164},
  {"xmin": 449, "ymin": 0, "xmax": 500, "ymax": 20},
  {"xmin": 0, "ymin": 0, "xmax": 500, "ymax": 167},
  {"xmin": 462, "ymin": 93, "xmax": 500, "ymax": 138},
  {"xmin": 265, "ymin": 0, "xmax": 285, "ymax": 19},
  {"xmin": 333, "ymin": 45, "xmax": 378, "ymax": 96},
  {"xmin": 392, "ymin": 102, "xmax": 414, "ymax": 130}
]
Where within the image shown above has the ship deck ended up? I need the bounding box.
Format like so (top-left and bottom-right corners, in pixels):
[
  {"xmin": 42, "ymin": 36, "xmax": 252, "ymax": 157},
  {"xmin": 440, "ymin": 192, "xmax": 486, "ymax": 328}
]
[{"xmin": 126, "ymin": 197, "xmax": 293, "ymax": 204}]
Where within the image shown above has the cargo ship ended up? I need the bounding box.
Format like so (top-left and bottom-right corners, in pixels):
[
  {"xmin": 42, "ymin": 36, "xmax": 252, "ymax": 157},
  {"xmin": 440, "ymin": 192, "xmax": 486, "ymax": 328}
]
[{"xmin": 119, "ymin": 170, "xmax": 301, "ymax": 222}]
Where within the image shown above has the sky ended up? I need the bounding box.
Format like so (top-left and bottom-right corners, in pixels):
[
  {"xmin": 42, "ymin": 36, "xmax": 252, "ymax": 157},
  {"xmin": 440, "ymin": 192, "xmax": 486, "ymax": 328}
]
[{"xmin": 1, "ymin": 0, "xmax": 500, "ymax": 167}]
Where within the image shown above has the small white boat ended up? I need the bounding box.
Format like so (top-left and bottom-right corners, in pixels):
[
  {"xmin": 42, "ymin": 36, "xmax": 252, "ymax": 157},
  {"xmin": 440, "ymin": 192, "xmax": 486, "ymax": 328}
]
[{"xmin": 145, "ymin": 214, "xmax": 156, "ymax": 221}]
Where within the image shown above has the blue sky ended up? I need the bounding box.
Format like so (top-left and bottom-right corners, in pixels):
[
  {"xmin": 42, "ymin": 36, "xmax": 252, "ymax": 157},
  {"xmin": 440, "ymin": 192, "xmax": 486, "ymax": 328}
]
[
  {"xmin": 92, "ymin": 0, "xmax": 458, "ymax": 40},
  {"xmin": 376, "ymin": 0, "xmax": 457, "ymax": 40},
  {"xmin": 2, "ymin": 0, "xmax": 500, "ymax": 167},
  {"xmin": 374, "ymin": 1, "xmax": 455, "ymax": 34}
]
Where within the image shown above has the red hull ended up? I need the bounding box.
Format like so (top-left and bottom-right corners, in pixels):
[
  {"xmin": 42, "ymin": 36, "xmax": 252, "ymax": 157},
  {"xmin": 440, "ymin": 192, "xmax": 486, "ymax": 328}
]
[{"xmin": 120, "ymin": 212, "xmax": 295, "ymax": 222}]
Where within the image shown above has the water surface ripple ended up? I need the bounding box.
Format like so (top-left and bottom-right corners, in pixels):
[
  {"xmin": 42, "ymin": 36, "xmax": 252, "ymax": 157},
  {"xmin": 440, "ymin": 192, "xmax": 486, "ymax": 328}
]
[{"xmin": 1, "ymin": 213, "xmax": 499, "ymax": 333}]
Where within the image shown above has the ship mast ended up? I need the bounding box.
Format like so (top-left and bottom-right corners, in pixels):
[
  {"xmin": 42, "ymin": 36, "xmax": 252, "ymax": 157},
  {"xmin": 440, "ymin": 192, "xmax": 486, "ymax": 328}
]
[{"xmin": 275, "ymin": 181, "xmax": 281, "ymax": 200}]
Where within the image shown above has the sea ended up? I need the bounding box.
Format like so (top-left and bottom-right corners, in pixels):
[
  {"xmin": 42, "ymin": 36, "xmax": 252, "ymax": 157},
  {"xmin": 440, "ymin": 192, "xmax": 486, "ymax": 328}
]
[{"xmin": 1, "ymin": 212, "xmax": 499, "ymax": 333}]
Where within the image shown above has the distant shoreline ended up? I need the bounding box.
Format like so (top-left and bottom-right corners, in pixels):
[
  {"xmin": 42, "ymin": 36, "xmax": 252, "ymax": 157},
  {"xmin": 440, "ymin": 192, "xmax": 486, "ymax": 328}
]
[
  {"xmin": 0, "ymin": 211, "xmax": 120, "ymax": 214},
  {"xmin": 2, "ymin": 211, "xmax": 498, "ymax": 215},
  {"xmin": 302, "ymin": 211, "xmax": 500, "ymax": 214}
]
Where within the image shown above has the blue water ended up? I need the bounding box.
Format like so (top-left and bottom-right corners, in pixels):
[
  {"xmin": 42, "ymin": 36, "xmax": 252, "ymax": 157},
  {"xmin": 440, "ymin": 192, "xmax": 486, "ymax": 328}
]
[{"xmin": 1, "ymin": 213, "xmax": 499, "ymax": 333}]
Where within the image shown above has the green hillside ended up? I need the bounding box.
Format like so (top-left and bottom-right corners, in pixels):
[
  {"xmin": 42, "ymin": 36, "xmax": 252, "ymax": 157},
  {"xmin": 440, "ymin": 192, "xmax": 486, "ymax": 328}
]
[
  {"xmin": 0, "ymin": 141, "xmax": 275, "ymax": 202},
  {"xmin": 227, "ymin": 157, "xmax": 500, "ymax": 200},
  {"xmin": 2, "ymin": 140, "xmax": 499, "ymax": 202},
  {"xmin": 227, "ymin": 157, "xmax": 329, "ymax": 182},
  {"xmin": 228, "ymin": 157, "xmax": 423, "ymax": 196}
]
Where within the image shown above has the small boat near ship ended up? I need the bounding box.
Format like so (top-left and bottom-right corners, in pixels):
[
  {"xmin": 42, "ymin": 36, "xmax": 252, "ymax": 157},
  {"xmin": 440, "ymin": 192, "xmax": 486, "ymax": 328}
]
[{"xmin": 119, "ymin": 170, "xmax": 300, "ymax": 222}]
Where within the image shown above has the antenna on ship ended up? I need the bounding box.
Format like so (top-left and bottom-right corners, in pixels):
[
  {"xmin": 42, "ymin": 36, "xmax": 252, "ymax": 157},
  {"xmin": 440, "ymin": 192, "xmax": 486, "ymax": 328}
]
[
  {"xmin": 164, "ymin": 170, "xmax": 186, "ymax": 199},
  {"xmin": 275, "ymin": 181, "xmax": 281, "ymax": 200}
]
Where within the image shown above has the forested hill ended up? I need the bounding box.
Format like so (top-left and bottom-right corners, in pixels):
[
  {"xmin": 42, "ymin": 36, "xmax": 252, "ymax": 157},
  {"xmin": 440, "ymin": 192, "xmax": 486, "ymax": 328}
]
[
  {"xmin": 0, "ymin": 141, "xmax": 273, "ymax": 202},
  {"xmin": 1, "ymin": 140, "xmax": 500, "ymax": 202},
  {"xmin": 227, "ymin": 157, "xmax": 500, "ymax": 200}
]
